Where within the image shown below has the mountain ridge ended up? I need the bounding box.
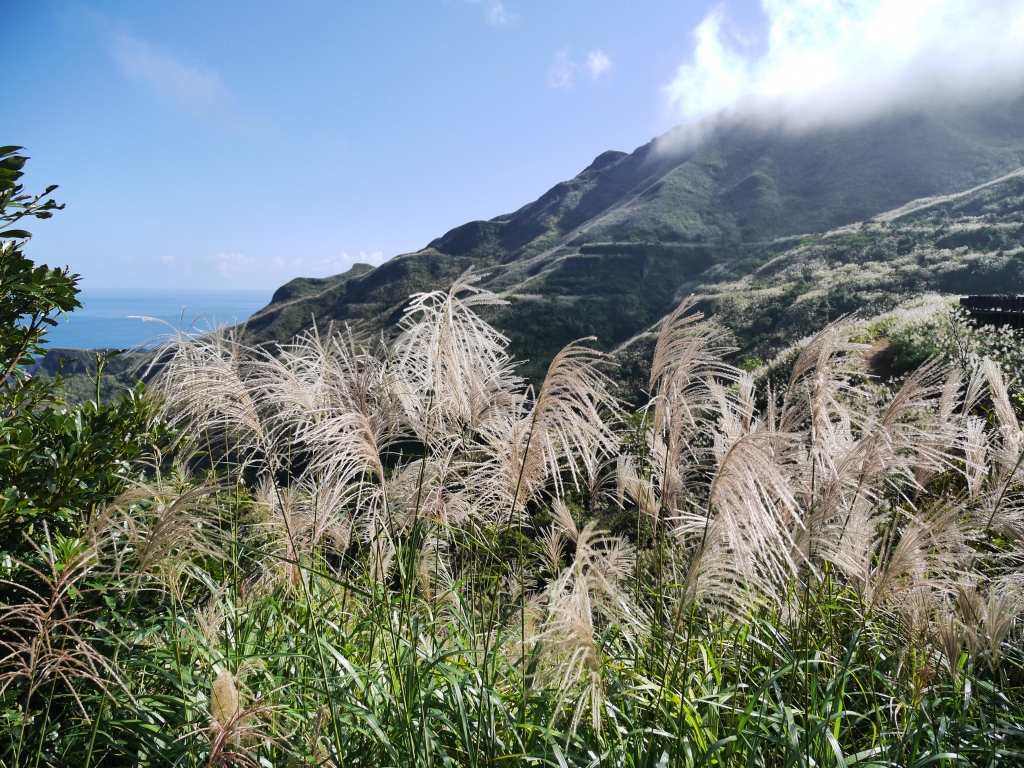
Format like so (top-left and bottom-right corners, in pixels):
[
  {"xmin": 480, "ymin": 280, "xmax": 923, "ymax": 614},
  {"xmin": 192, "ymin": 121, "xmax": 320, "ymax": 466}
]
[{"xmin": 244, "ymin": 97, "xmax": 1024, "ymax": 380}]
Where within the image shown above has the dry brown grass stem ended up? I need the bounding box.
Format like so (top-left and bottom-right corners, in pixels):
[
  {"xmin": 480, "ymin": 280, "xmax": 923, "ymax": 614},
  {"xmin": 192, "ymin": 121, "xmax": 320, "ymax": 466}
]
[
  {"xmin": 91, "ymin": 482, "xmax": 225, "ymax": 596},
  {"xmin": 0, "ymin": 530, "xmax": 130, "ymax": 718}
]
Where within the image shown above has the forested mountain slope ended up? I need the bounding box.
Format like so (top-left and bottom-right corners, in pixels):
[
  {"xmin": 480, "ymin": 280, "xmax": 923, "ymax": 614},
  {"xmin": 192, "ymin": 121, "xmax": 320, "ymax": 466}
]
[{"xmin": 244, "ymin": 98, "xmax": 1024, "ymax": 380}]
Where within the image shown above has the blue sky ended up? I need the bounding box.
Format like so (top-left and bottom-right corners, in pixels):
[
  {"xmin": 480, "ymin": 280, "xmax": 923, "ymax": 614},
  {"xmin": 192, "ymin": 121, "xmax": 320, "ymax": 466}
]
[
  {"xmin": 10, "ymin": 0, "xmax": 759, "ymax": 290},
  {"xmin": 9, "ymin": 1, "xmax": 1024, "ymax": 290}
]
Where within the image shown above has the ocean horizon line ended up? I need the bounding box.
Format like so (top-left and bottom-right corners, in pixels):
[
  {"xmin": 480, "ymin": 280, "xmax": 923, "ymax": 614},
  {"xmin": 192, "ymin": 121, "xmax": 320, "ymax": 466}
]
[{"xmin": 47, "ymin": 286, "xmax": 275, "ymax": 351}]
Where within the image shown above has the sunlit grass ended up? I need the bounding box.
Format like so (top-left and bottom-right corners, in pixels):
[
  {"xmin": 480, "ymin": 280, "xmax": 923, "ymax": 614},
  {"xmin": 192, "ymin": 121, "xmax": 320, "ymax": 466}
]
[{"xmin": 3, "ymin": 280, "xmax": 1023, "ymax": 766}]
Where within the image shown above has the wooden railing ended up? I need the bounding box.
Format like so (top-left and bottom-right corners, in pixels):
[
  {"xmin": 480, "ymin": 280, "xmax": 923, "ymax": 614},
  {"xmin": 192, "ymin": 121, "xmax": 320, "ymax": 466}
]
[
  {"xmin": 960, "ymin": 295, "xmax": 1024, "ymax": 327},
  {"xmin": 960, "ymin": 295, "xmax": 1024, "ymax": 313}
]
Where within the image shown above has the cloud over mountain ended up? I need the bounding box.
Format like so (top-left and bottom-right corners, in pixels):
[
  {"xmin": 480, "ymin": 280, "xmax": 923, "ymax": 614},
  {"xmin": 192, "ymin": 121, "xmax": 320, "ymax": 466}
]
[{"xmin": 664, "ymin": 0, "xmax": 1024, "ymax": 129}]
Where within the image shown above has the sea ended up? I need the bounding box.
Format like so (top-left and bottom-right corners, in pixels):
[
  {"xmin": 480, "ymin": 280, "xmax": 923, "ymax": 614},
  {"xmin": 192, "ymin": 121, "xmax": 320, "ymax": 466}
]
[{"xmin": 45, "ymin": 288, "xmax": 274, "ymax": 351}]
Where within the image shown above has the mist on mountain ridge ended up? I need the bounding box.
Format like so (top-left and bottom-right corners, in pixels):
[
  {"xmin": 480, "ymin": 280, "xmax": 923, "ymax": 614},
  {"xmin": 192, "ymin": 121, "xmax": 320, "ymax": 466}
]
[{"xmin": 658, "ymin": 0, "xmax": 1024, "ymax": 153}]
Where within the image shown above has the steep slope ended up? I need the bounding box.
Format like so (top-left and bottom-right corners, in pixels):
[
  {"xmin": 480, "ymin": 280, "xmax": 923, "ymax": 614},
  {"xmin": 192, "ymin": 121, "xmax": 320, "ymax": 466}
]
[
  {"xmin": 687, "ymin": 167, "xmax": 1024, "ymax": 362},
  {"xmin": 244, "ymin": 98, "xmax": 1024, "ymax": 380}
]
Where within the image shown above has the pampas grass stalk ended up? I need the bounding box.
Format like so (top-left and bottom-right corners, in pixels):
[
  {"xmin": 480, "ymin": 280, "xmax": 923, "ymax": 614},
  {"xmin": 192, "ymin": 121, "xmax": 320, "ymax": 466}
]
[{"xmin": 10, "ymin": 283, "xmax": 1024, "ymax": 766}]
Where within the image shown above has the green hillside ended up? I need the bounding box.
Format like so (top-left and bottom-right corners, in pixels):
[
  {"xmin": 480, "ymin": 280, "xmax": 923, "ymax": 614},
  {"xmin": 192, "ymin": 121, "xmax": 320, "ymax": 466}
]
[
  {"xmin": 687, "ymin": 169, "xmax": 1024, "ymax": 360},
  {"xmin": 245, "ymin": 100, "xmax": 1024, "ymax": 380}
]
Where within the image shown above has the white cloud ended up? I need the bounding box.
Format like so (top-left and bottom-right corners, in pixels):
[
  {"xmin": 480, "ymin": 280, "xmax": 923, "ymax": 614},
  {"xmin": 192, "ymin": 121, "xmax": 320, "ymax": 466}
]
[
  {"xmin": 586, "ymin": 50, "xmax": 613, "ymax": 80},
  {"xmin": 277, "ymin": 250, "xmax": 387, "ymax": 276},
  {"xmin": 206, "ymin": 252, "xmax": 261, "ymax": 278},
  {"xmin": 664, "ymin": 0, "xmax": 1024, "ymax": 128},
  {"xmin": 111, "ymin": 34, "xmax": 260, "ymax": 131},
  {"xmin": 464, "ymin": 0, "xmax": 514, "ymax": 26},
  {"xmin": 549, "ymin": 48, "xmax": 613, "ymax": 89},
  {"xmin": 156, "ymin": 250, "xmax": 388, "ymax": 284},
  {"xmin": 548, "ymin": 49, "xmax": 578, "ymax": 89}
]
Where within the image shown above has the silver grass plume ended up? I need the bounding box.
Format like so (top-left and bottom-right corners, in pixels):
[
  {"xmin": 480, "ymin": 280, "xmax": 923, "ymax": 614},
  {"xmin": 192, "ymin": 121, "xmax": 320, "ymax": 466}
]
[
  {"xmin": 475, "ymin": 340, "xmax": 620, "ymax": 517},
  {"xmin": 202, "ymin": 663, "xmax": 284, "ymax": 768},
  {"xmin": 91, "ymin": 482, "xmax": 224, "ymax": 591},
  {"xmin": 647, "ymin": 299, "xmax": 737, "ymax": 515},
  {"xmin": 156, "ymin": 328, "xmax": 272, "ymax": 473},
  {"xmin": 210, "ymin": 669, "xmax": 240, "ymax": 729},
  {"xmin": 391, "ymin": 270, "xmax": 521, "ymax": 441},
  {"xmin": 534, "ymin": 501, "xmax": 639, "ymax": 734}
]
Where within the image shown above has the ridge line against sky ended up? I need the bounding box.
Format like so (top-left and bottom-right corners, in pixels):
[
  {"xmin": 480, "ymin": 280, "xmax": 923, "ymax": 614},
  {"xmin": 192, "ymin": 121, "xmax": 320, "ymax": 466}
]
[{"xmin": 8, "ymin": 0, "xmax": 1024, "ymax": 291}]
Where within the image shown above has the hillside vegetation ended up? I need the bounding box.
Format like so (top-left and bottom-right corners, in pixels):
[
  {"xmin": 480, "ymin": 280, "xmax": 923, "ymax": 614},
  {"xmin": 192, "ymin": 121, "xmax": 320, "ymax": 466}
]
[
  {"xmin": 244, "ymin": 99, "xmax": 1024, "ymax": 381},
  {"xmin": 36, "ymin": 165, "xmax": 1024, "ymax": 403},
  {"xmin": 687, "ymin": 168, "xmax": 1024, "ymax": 364}
]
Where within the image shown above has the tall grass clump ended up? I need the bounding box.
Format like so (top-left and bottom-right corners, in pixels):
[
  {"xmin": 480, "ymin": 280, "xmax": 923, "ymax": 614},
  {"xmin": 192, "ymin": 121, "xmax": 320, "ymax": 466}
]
[{"xmin": 4, "ymin": 277, "xmax": 1024, "ymax": 766}]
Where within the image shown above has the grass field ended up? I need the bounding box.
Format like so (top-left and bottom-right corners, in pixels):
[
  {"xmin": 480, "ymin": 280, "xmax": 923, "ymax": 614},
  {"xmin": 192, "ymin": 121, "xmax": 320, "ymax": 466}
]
[{"xmin": 4, "ymin": 276, "xmax": 1023, "ymax": 766}]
